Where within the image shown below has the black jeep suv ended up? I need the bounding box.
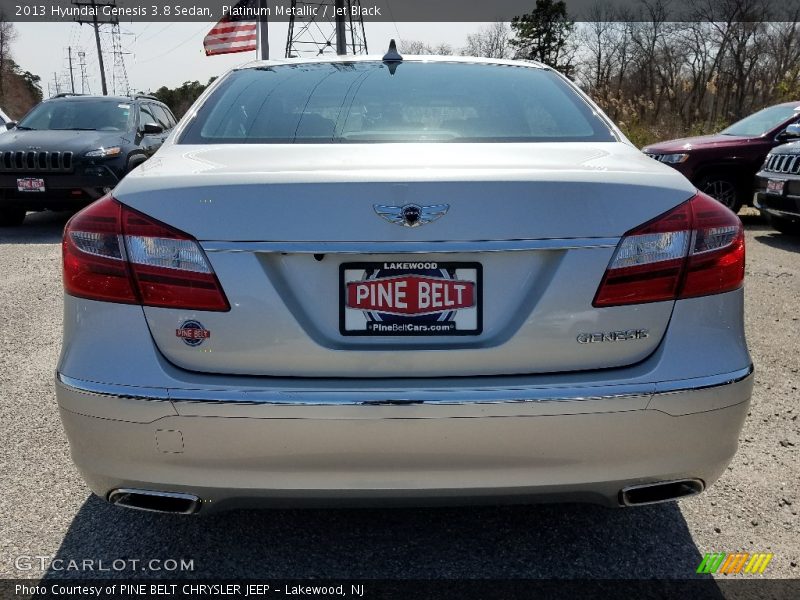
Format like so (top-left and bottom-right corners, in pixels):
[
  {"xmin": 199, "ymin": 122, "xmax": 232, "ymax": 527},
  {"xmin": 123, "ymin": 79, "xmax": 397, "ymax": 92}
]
[
  {"xmin": 754, "ymin": 123, "xmax": 800, "ymax": 235},
  {"xmin": 0, "ymin": 94, "xmax": 176, "ymax": 226}
]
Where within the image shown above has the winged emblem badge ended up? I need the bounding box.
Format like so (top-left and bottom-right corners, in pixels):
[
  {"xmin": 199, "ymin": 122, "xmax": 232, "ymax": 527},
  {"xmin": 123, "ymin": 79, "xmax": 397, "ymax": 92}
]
[{"xmin": 373, "ymin": 203, "xmax": 450, "ymax": 228}]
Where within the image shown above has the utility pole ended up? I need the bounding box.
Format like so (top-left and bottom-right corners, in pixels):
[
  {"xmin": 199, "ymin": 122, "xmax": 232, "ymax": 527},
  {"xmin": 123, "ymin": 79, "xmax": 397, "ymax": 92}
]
[
  {"xmin": 67, "ymin": 47, "xmax": 76, "ymax": 93},
  {"xmin": 53, "ymin": 72, "xmax": 61, "ymax": 95},
  {"xmin": 78, "ymin": 51, "xmax": 90, "ymax": 94},
  {"xmin": 72, "ymin": 0, "xmax": 119, "ymax": 96},
  {"xmin": 258, "ymin": 0, "xmax": 269, "ymax": 59},
  {"xmin": 334, "ymin": 0, "xmax": 346, "ymax": 55}
]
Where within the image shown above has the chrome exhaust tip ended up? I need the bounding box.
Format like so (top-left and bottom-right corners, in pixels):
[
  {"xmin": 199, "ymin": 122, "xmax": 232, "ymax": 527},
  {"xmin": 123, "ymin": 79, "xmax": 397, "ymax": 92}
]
[
  {"xmin": 108, "ymin": 489, "xmax": 201, "ymax": 514},
  {"xmin": 619, "ymin": 478, "xmax": 704, "ymax": 507}
]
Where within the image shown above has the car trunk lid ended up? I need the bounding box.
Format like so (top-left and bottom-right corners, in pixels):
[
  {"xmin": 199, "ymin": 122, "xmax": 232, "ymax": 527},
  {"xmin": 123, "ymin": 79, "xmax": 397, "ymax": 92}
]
[{"xmin": 115, "ymin": 142, "xmax": 694, "ymax": 377}]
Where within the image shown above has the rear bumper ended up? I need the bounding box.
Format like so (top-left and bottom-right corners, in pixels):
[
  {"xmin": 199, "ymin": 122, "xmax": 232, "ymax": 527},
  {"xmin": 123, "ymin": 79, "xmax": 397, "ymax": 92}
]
[
  {"xmin": 56, "ymin": 366, "xmax": 753, "ymax": 512},
  {"xmin": 754, "ymin": 190, "xmax": 800, "ymax": 220}
]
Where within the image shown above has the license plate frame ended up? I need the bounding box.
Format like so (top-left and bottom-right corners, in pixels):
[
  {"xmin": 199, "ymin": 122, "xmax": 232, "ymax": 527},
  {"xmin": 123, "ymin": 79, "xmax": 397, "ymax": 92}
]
[
  {"xmin": 766, "ymin": 179, "xmax": 785, "ymax": 195},
  {"xmin": 340, "ymin": 261, "xmax": 483, "ymax": 337},
  {"xmin": 17, "ymin": 177, "xmax": 46, "ymax": 193}
]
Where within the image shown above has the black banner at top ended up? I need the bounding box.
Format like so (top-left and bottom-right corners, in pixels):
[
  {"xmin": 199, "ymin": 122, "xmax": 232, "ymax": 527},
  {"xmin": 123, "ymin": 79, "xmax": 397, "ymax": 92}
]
[{"xmin": 3, "ymin": 0, "xmax": 798, "ymax": 23}]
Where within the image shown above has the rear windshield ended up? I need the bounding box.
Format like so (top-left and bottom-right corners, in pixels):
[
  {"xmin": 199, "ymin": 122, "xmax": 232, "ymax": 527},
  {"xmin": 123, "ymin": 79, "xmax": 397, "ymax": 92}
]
[
  {"xmin": 18, "ymin": 100, "xmax": 133, "ymax": 132},
  {"xmin": 180, "ymin": 62, "xmax": 616, "ymax": 144}
]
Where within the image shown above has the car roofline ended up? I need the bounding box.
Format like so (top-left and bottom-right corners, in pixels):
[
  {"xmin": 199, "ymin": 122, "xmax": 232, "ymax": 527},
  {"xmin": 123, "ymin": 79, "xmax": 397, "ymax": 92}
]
[
  {"xmin": 236, "ymin": 54, "xmax": 549, "ymax": 71},
  {"xmin": 41, "ymin": 95, "xmax": 163, "ymax": 104}
]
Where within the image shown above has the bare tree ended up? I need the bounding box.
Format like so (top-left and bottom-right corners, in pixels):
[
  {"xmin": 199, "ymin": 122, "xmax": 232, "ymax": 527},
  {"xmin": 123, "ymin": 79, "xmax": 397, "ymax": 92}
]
[
  {"xmin": 578, "ymin": 4, "xmax": 630, "ymax": 91},
  {"xmin": 398, "ymin": 39, "xmax": 429, "ymax": 54},
  {"xmin": 431, "ymin": 42, "xmax": 454, "ymax": 56},
  {"xmin": 398, "ymin": 40, "xmax": 453, "ymax": 56},
  {"xmin": 0, "ymin": 15, "xmax": 17, "ymax": 102},
  {"xmin": 463, "ymin": 22, "xmax": 511, "ymax": 59}
]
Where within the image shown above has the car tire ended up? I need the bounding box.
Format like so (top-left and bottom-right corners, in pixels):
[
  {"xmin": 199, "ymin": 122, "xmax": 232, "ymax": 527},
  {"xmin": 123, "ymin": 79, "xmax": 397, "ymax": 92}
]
[
  {"xmin": 697, "ymin": 174, "xmax": 743, "ymax": 213},
  {"xmin": 766, "ymin": 213, "xmax": 800, "ymax": 236},
  {"xmin": 0, "ymin": 207, "xmax": 26, "ymax": 227}
]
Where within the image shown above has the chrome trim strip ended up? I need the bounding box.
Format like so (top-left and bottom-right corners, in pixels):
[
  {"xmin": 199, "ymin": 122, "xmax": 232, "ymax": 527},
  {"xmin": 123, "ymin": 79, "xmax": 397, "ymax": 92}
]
[
  {"xmin": 56, "ymin": 365, "xmax": 753, "ymax": 407},
  {"xmin": 201, "ymin": 238, "xmax": 619, "ymax": 254},
  {"xmin": 56, "ymin": 373, "xmax": 170, "ymax": 401},
  {"xmin": 654, "ymin": 364, "xmax": 754, "ymax": 394},
  {"xmin": 167, "ymin": 385, "xmax": 651, "ymax": 406}
]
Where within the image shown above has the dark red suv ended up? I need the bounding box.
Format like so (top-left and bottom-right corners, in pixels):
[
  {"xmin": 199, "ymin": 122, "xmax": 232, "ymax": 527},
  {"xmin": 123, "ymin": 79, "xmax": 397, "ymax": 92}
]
[{"xmin": 642, "ymin": 102, "xmax": 800, "ymax": 212}]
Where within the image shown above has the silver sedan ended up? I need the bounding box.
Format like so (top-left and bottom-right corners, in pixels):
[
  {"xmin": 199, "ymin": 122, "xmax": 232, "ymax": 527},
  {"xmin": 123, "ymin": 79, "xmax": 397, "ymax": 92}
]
[{"xmin": 56, "ymin": 52, "xmax": 752, "ymax": 514}]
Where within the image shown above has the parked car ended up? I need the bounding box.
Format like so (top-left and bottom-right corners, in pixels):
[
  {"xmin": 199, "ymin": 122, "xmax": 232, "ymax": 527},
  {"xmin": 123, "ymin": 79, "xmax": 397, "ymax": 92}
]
[
  {"xmin": 0, "ymin": 93, "xmax": 176, "ymax": 226},
  {"xmin": 754, "ymin": 123, "xmax": 800, "ymax": 235},
  {"xmin": 56, "ymin": 52, "xmax": 752, "ymax": 514},
  {"xmin": 642, "ymin": 101, "xmax": 800, "ymax": 212}
]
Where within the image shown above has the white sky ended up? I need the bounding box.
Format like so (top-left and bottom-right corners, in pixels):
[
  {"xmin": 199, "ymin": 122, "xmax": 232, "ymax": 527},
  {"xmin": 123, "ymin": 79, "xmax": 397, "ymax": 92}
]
[{"xmin": 13, "ymin": 21, "xmax": 482, "ymax": 95}]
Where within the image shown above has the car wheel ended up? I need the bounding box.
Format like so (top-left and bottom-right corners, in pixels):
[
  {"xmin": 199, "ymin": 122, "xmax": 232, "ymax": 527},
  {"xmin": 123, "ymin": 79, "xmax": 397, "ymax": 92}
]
[
  {"xmin": 697, "ymin": 175, "xmax": 743, "ymax": 213},
  {"xmin": 0, "ymin": 207, "xmax": 26, "ymax": 227},
  {"xmin": 766, "ymin": 213, "xmax": 800, "ymax": 236}
]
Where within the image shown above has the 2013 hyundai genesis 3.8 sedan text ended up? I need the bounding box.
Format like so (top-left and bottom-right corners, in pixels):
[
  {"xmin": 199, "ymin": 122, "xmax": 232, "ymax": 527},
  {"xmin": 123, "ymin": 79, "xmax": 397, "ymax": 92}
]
[{"xmin": 55, "ymin": 52, "xmax": 753, "ymax": 514}]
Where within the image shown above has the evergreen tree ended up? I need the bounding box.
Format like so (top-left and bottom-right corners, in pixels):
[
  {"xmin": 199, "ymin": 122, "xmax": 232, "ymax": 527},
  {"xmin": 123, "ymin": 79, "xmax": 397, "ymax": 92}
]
[{"xmin": 510, "ymin": 0, "xmax": 575, "ymax": 75}]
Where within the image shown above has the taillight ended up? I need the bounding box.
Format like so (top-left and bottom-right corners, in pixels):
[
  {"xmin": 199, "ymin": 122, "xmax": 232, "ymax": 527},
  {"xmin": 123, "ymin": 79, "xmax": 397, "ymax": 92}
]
[
  {"xmin": 63, "ymin": 196, "xmax": 230, "ymax": 311},
  {"xmin": 593, "ymin": 192, "xmax": 744, "ymax": 307}
]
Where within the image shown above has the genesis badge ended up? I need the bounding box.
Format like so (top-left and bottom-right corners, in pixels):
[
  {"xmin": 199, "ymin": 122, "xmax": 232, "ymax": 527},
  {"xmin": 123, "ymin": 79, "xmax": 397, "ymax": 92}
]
[{"xmin": 373, "ymin": 203, "xmax": 450, "ymax": 228}]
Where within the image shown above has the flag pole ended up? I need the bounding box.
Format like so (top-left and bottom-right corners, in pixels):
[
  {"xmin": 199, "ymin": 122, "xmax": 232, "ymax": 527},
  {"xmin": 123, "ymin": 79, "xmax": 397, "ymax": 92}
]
[{"xmin": 258, "ymin": 0, "xmax": 269, "ymax": 59}]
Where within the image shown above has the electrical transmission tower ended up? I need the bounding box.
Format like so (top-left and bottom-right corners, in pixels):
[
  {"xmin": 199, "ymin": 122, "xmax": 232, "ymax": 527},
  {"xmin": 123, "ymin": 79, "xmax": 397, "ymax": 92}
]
[
  {"xmin": 285, "ymin": 0, "xmax": 368, "ymax": 58},
  {"xmin": 78, "ymin": 51, "xmax": 91, "ymax": 94},
  {"xmin": 109, "ymin": 24, "xmax": 131, "ymax": 96},
  {"xmin": 49, "ymin": 73, "xmax": 64, "ymax": 97}
]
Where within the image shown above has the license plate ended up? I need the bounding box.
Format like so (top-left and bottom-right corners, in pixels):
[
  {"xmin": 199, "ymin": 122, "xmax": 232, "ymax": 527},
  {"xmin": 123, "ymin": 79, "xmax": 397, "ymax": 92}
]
[
  {"xmin": 17, "ymin": 178, "xmax": 45, "ymax": 192},
  {"xmin": 766, "ymin": 179, "xmax": 785, "ymax": 195},
  {"xmin": 340, "ymin": 261, "xmax": 482, "ymax": 336}
]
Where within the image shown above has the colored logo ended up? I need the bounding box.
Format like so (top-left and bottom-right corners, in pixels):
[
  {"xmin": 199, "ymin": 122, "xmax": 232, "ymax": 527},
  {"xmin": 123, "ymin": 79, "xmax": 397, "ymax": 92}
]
[
  {"xmin": 341, "ymin": 261, "xmax": 481, "ymax": 336},
  {"xmin": 696, "ymin": 552, "xmax": 773, "ymax": 575},
  {"xmin": 347, "ymin": 274, "xmax": 475, "ymax": 316},
  {"xmin": 175, "ymin": 320, "xmax": 211, "ymax": 347}
]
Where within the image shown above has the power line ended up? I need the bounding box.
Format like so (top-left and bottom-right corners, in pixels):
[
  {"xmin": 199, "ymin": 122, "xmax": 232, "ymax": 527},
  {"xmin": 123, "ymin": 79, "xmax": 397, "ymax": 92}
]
[
  {"xmin": 72, "ymin": 0, "xmax": 119, "ymax": 95},
  {"xmin": 135, "ymin": 22, "xmax": 209, "ymax": 64},
  {"xmin": 135, "ymin": 22, "xmax": 153, "ymax": 38},
  {"xmin": 136, "ymin": 22, "xmax": 173, "ymax": 44}
]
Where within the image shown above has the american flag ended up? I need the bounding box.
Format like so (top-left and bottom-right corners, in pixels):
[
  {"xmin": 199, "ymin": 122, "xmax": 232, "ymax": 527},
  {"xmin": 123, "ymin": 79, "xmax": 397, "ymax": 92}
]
[{"xmin": 203, "ymin": 0, "xmax": 258, "ymax": 56}]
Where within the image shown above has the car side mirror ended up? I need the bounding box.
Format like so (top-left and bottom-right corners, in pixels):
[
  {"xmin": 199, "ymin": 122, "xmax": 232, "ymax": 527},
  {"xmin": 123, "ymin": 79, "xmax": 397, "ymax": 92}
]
[
  {"xmin": 5, "ymin": 121, "xmax": 16, "ymax": 130},
  {"xmin": 780, "ymin": 123, "xmax": 800, "ymax": 141},
  {"xmin": 142, "ymin": 122, "xmax": 163, "ymax": 135}
]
